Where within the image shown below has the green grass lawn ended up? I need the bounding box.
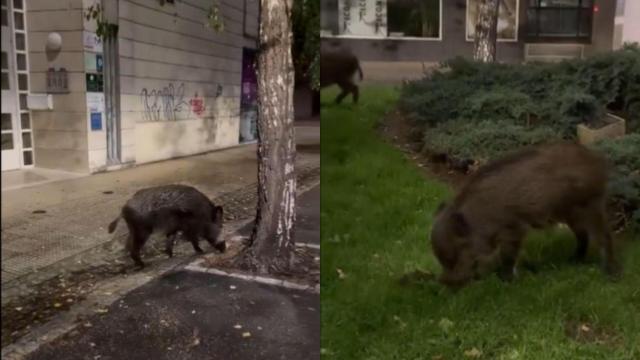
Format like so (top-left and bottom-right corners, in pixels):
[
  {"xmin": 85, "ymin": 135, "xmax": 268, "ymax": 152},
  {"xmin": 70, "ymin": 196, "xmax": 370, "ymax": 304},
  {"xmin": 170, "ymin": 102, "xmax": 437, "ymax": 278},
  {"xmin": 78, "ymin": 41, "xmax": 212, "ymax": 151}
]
[{"xmin": 320, "ymin": 85, "xmax": 640, "ymax": 360}]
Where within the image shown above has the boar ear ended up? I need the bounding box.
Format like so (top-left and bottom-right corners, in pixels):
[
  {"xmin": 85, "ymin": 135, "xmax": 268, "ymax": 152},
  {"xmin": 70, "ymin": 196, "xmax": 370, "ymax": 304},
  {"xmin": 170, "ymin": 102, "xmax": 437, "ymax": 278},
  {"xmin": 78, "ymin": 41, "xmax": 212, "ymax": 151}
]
[
  {"xmin": 214, "ymin": 206, "xmax": 223, "ymax": 220},
  {"xmin": 451, "ymin": 212, "xmax": 471, "ymax": 237}
]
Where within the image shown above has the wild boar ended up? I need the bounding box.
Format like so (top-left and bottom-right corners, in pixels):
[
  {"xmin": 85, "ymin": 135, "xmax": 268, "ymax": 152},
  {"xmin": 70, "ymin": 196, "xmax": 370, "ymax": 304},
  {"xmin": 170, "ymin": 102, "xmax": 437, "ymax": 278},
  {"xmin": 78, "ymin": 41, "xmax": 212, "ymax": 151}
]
[
  {"xmin": 430, "ymin": 142, "xmax": 620, "ymax": 288},
  {"xmin": 108, "ymin": 185, "xmax": 225, "ymax": 269},
  {"xmin": 321, "ymin": 49, "xmax": 363, "ymax": 104}
]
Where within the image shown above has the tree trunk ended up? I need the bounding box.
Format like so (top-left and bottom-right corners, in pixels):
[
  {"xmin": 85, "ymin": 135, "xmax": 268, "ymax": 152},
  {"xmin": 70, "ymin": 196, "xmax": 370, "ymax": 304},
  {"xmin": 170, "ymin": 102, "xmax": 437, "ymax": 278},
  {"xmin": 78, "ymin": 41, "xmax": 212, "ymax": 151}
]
[
  {"xmin": 473, "ymin": 0, "xmax": 500, "ymax": 62},
  {"xmin": 243, "ymin": 0, "xmax": 296, "ymax": 274}
]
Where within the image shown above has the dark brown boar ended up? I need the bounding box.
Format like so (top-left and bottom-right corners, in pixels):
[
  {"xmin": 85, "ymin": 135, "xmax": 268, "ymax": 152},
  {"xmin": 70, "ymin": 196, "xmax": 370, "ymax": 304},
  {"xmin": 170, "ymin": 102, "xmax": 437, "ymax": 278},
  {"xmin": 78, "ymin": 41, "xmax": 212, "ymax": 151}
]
[
  {"xmin": 430, "ymin": 142, "xmax": 620, "ymax": 288},
  {"xmin": 108, "ymin": 185, "xmax": 225, "ymax": 269},
  {"xmin": 320, "ymin": 49, "xmax": 363, "ymax": 104}
]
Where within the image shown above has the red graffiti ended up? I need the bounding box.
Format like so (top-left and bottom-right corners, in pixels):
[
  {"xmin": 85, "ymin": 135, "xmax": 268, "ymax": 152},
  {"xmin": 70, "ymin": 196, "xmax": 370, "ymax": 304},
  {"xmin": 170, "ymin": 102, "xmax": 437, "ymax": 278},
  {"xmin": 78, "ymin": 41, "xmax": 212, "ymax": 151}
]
[{"xmin": 189, "ymin": 92, "xmax": 206, "ymax": 117}]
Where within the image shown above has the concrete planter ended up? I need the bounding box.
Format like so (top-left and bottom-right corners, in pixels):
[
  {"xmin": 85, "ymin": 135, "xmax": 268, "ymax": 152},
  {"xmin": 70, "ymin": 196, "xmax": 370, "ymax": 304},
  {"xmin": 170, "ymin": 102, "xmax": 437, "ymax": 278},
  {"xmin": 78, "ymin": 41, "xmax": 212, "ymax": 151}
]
[{"xmin": 577, "ymin": 113, "xmax": 626, "ymax": 145}]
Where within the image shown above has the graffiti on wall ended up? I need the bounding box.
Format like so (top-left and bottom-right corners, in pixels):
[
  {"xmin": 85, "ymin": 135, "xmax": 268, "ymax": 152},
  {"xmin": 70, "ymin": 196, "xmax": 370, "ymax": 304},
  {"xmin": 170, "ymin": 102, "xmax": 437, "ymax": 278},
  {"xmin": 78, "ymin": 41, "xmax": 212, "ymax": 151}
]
[
  {"xmin": 139, "ymin": 83, "xmax": 225, "ymax": 122},
  {"xmin": 140, "ymin": 83, "xmax": 189, "ymax": 121},
  {"xmin": 189, "ymin": 92, "xmax": 206, "ymax": 117}
]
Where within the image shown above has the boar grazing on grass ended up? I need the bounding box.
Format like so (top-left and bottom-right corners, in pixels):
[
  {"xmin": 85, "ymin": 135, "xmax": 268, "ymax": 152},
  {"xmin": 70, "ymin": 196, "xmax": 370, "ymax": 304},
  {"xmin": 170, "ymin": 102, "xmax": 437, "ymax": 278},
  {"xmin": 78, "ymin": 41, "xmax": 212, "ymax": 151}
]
[
  {"xmin": 321, "ymin": 49, "xmax": 363, "ymax": 104},
  {"xmin": 430, "ymin": 142, "xmax": 620, "ymax": 288},
  {"xmin": 108, "ymin": 185, "xmax": 225, "ymax": 269}
]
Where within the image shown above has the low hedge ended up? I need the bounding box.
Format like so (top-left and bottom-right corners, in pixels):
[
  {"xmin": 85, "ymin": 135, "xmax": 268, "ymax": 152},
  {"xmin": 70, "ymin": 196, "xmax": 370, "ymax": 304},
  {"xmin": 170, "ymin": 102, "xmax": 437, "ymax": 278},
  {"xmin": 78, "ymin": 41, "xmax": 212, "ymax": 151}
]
[
  {"xmin": 422, "ymin": 119, "xmax": 559, "ymax": 164},
  {"xmin": 592, "ymin": 134, "xmax": 640, "ymax": 231},
  {"xmin": 400, "ymin": 44, "xmax": 640, "ymax": 135}
]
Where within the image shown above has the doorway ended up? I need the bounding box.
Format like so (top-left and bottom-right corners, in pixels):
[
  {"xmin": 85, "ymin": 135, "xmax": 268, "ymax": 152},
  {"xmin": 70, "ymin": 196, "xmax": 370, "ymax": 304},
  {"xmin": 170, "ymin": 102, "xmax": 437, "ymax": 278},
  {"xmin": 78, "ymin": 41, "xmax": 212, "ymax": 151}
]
[
  {"xmin": 239, "ymin": 48, "xmax": 258, "ymax": 143},
  {"xmin": 1, "ymin": 0, "xmax": 33, "ymax": 171}
]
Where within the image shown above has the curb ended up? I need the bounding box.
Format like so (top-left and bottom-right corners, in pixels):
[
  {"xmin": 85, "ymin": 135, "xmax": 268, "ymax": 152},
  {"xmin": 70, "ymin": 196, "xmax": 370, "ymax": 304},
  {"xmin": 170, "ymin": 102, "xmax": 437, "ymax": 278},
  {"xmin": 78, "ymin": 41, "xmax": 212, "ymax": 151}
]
[{"xmin": 184, "ymin": 262, "xmax": 320, "ymax": 294}]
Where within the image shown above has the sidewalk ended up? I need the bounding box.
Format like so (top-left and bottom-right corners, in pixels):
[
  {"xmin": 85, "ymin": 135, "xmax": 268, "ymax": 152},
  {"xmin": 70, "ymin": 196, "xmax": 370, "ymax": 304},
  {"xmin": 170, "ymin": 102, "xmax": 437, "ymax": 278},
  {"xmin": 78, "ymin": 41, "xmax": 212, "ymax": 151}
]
[
  {"xmin": 20, "ymin": 185, "xmax": 321, "ymax": 360},
  {"xmin": 1, "ymin": 125, "xmax": 319, "ymax": 291}
]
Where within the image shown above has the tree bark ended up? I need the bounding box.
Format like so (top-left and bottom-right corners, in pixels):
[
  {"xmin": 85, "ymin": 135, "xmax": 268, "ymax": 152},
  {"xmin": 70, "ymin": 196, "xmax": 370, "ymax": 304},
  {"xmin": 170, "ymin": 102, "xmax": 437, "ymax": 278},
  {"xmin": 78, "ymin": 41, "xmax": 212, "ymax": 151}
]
[
  {"xmin": 473, "ymin": 0, "xmax": 500, "ymax": 62},
  {"xmin": 243, "ymin": 0, "xmax": 297, "ymax": 274}
]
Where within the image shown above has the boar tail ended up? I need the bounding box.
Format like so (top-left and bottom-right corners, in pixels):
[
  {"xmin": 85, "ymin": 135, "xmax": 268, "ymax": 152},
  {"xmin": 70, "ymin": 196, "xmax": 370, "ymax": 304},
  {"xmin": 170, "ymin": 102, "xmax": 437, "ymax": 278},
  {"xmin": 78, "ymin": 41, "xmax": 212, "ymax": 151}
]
[
  {"xmin": 209, "ymin": 200, "xmax": 224, "ymax": 221},
  {"xmin": 108, "ymin": 216, "xmax": 120, "ymax": 234}
]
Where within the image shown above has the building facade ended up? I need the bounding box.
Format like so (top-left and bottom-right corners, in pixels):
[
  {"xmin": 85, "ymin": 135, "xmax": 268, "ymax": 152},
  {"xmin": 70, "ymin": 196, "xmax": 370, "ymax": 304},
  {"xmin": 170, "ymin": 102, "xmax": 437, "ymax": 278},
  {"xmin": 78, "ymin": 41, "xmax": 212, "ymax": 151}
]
[
  {"xmin": 614, "ymin": 0, "xmax": 640, "ymax": 49},
  {"xmin": 321, "ymin": 0, "xmax": 620, "ymax": 80},
  {"xmin": 2, "ymin": 0, "xmax": 259, "ymax": 173}
]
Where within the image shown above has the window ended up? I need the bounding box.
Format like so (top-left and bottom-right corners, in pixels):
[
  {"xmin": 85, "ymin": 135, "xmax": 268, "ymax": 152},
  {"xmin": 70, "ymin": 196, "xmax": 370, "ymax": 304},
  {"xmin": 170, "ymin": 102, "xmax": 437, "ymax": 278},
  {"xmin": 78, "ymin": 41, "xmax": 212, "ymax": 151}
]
[
  {"xmin": 616, "ymin": 0, "xmax": 625, "ymax": 16},
  {"xmin": 2, "ymin": 133, "xmax": 14, "ymax": 150},
  {"xmin": 13, "ymin": 11, "xmax": 23, "ymax": 30},
  {"xmin": 527, "ymin": 0, "xmax": 593, "ymax": 41},
  {"xmin": 1, "ymin": 113, "xmax": 11, "ymax": 130},
  {"xmin": 16, "ymin": 53, "xmax": 25, "ymax": 70},
  {"xmin": 19, "ymin": 93, "xmax": 26, "ymax": 109},
  {"xmin": 23, "ymin": 150, "xmax": 32, "ymax": 165},
  {"xmin": 20, "ymin": 113, "xmax": 29, "ymax": 129},
  {"xmin": 18, "ymin": 73, "xmax": 27, "ymax": 90},
  {"xmin": 15, "ymin": 32, "xmax": 25, "ymax": 51},
  {"xmin": 21, "ymin": 131, "xmax": 30, "ymax": 148},
  {"xmin": 1, "ymin": 72, "xmax": 8, "ymax": 89},
  {"xmin": 467, "ymin": 0, "xmax": 519, "ymax": 41},
  {"xmin": 1, "ymin": 51, "xmax": 7, "ymax": 70},
  {"xmin": 321, "ymin": 0, "xmax": 442, "ymax": 39}
]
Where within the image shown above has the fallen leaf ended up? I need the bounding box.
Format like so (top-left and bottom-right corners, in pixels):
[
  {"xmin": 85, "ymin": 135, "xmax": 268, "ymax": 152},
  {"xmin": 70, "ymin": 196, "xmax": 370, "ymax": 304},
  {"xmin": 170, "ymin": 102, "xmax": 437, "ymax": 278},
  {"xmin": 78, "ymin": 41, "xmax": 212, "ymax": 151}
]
[
  {"xmin": 90, "ymin": 342, "xmax": 96, "ymax": 347},
  {"xmin": 84, "ymin": 322, "xmax": 93, "ymax": 328},
  {"xmin": 53, "ymin": 303, "xmax": 62, "ymax": 308},
  {"xmin": 581, "ymin": 324, "xmax": 591, "ymax": 332},
  {"xmin": 464, "ymin": 348, "xmax": 482, "ymax": 358},
  {"xmin": 15, "ymin": 307, "xmax": 23, "ymax": 311},
  {"xmin": 192, "ymin": 310, "xmax": 196, "ymax": 314},
  {"xmin": 257, "ymin": 326, "xmax": 263, "ymax": 330},
  {"xmin": 336, "ymin": 268, "xmax": 346, "ymax": 279},
  {"xmin": 95, "ymin": 308, "xmax": 109, "ymax": 314},
  {"xmin": 229, "ymin": 285, "xmax": 237, "ymax": 290},
  {"xmin": 234, "ymin": 324, "xmax": 242, "ymax": 329},
  {"xmin": 242, "ymin": 332, "xmax": 251, "ymax": 338},
  {"xmin": 438, "ymin": 318, "xmax": 454, "ymax": 333}
]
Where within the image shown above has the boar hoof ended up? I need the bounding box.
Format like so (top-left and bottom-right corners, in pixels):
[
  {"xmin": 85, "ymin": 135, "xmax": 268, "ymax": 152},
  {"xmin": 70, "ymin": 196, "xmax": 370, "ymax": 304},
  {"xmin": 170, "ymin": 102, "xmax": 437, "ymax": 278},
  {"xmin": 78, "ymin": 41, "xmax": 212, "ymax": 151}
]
[
  {"xmin": 497, "ymin": 267, "xmax": 517, "ymax": 282},
  {"xmin": 134, "ymin": 264, "xmax": 145, "ymax": 271},
  {"xmin": 605, "ymin": 263, "xmax": 622, "ymax": 280},
  {"xmin": 214, "ymin": 241, "xmax": 226, "ymax": 253}
]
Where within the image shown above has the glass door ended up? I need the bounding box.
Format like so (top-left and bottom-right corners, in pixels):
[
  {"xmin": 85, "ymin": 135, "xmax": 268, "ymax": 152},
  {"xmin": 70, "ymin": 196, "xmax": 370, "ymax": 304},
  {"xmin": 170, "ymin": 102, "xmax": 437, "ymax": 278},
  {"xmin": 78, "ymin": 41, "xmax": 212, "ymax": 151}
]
[{"xmin": 1, "ymin": 0, "xmax": 20, "ymax": 170}]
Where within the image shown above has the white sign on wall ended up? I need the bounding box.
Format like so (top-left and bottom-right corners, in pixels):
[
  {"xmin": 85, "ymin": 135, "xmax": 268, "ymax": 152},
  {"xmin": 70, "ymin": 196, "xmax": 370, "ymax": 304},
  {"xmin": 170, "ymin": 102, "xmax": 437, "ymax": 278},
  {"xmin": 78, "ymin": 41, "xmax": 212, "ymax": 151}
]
[
  {"xmin": 86, "ymin": 92, "xmax": 105, "ymax": 113},
  {"xmin": 338, "ymin": 0, "xmax": 387, "ymax": 37},
  {"xmin": 83, "ymin": 31, "xmax": 103, "ymax": 52}
]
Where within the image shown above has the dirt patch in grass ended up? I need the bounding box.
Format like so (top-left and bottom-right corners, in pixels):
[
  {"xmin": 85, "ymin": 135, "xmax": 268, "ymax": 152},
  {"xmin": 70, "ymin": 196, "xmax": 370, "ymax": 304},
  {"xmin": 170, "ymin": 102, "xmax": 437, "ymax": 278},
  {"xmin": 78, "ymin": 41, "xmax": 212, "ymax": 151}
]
[
  {"xmin": 564, "ymin": 318, "xmax": 623, "ymax": 347},
  {"xmin": 377, "ymin": 109, "xmax": 467, "ymax": 189}
]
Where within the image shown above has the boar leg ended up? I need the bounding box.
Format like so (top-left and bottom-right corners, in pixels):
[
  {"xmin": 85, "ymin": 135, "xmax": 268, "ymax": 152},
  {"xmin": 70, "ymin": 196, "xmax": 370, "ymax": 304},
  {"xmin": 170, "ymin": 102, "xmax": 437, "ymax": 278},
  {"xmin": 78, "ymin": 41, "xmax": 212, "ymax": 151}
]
[
  {"xmin": 587, "ymin": 202, "xmax": 620, "ymax": 277},
  {"xmin": 566, "ymin": 222, "xmax": 589, "ymax": 263},
  {"xmin": 335, "ymin": 81, "xmax": 358, "ymax": 104},
  {"xmin": 164, "ymin": 232, "xmax": 178, "ymax": 258},
  {"xmin": 496, "ymin": 226, "xmax": 526, "ymax": 281},
  {"xmin": 184, "ymin": 228, "xmax": 204, "ymax": 254},
  {"xmin": 129, "ymin": 228, "xmax": 150, "ymax": 269}
]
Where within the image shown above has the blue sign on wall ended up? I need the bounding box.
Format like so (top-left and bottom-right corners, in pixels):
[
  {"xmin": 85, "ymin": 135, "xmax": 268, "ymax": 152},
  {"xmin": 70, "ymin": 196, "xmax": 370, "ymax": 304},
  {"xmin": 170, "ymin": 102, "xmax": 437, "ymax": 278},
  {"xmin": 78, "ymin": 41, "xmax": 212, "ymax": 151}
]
[
  {"xmin": 96, "ymin": 54, "xmax": 103, "ymax": 73},
  {"xmin": 90, "ymin": 112, "xmax": 102, "ymax": 131}
]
